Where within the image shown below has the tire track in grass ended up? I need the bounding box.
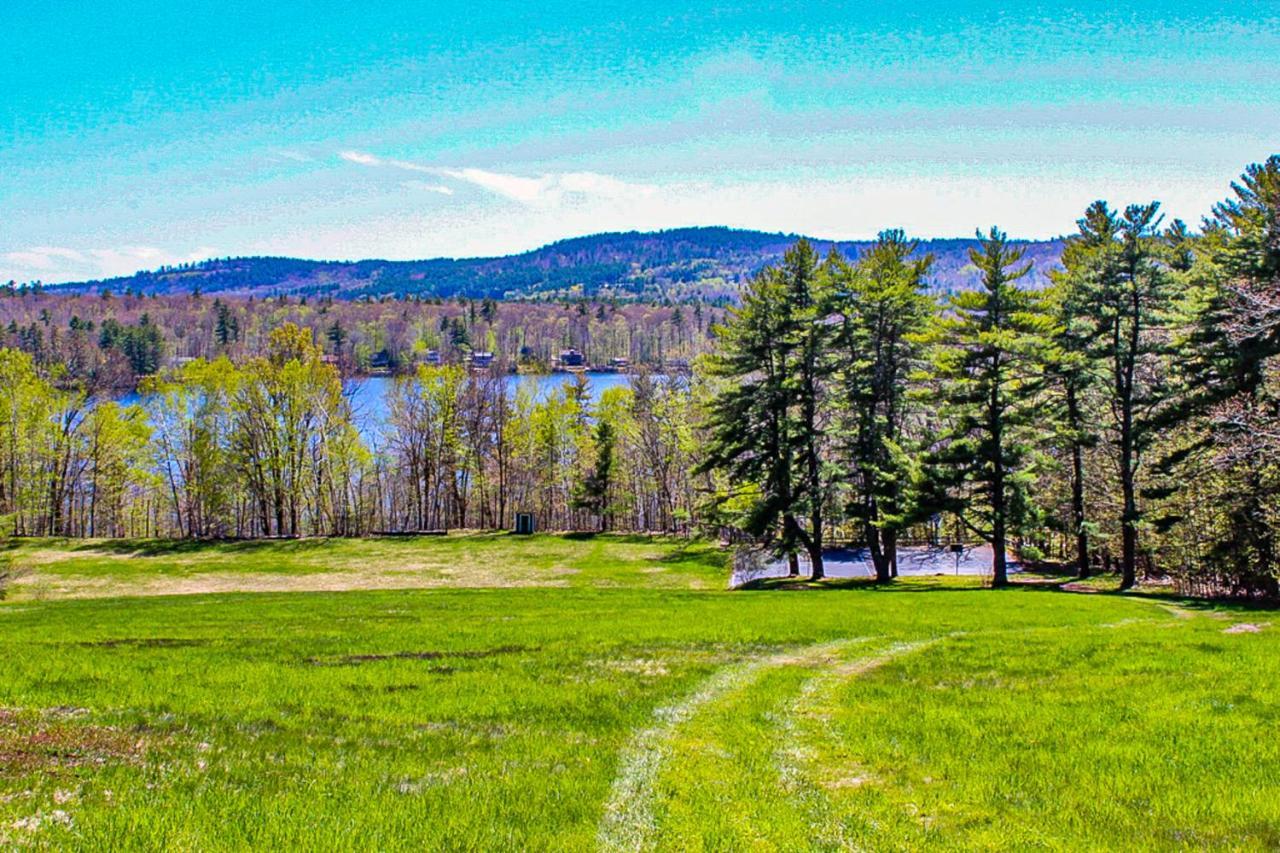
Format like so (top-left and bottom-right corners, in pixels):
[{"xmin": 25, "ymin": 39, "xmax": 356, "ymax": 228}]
[
  {"xmin": 772, "ymin": 637, "xmax": 948, "ymax": 848},
  {"xmin": 596, "ymin": 638, "xmax": 870, "ymax": 852}
]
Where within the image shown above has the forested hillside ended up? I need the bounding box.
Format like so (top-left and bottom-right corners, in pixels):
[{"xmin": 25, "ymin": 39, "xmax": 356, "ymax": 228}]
[{"xmin": 42, "ymin": 228, "xmax": 1065, "ymax": 302}]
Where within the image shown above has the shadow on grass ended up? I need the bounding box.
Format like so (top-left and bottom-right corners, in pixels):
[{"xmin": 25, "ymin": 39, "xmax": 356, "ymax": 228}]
[
  {"xmin": 559, "ymin": 531, "xmax": 678, "ymax": 545},
  {"xmin": 68, "ymin": 538, "xmax": 337, "ymax": 558},
  {"xmin": 739, "ymin": 575, "xmax": 1091, "ymax": 595},
  {"xmin": 659, "ymin": 543, "xmax": 724, "ymax": 568},
  {"xmin": 738, "ymin": 576, "xmax": 988, "ymax": 593},
  {"xmin": 737, "ymin": 571, "xmax": 1280, "ymax": 613}
]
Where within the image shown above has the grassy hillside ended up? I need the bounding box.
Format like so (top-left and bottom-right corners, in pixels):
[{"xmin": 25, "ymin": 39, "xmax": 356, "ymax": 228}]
[{"xmin": 0, "ymin": 535, "xmax": 1276, "ymax": 849}]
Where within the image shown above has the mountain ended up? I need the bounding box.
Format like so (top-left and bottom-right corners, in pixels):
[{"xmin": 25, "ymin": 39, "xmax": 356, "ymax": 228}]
[{"xmin": 51, "ymin": 227, "xmax": 1066, "ymax": 301}]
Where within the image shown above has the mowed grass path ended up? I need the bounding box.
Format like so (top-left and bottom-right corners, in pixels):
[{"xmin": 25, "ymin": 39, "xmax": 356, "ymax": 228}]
[{"xmin": 0, "ymin": 535, "xmax": 1277, "ymax": 849}]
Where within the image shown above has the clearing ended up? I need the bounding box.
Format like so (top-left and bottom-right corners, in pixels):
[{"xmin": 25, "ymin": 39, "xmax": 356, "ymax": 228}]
[{"xmin": 0, "ymin": 534, "xmax": 1276, "ymax": 849}]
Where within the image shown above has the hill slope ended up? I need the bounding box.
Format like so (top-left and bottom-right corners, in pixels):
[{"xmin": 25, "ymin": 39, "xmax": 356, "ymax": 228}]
[{"xmin": 53, "ymin": 227, "xmax": 1065, "ymax": 301}]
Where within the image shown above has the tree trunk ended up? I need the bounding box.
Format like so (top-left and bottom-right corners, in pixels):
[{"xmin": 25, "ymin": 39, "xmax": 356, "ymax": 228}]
[
  {"xmin": 992, "ymin": 460, "xmax": 1010, "ymax": 588},
  {"xmin": 867, "ymin": 522, "xmax": 891, "ymax": 583},
  {"xmin": 1066, "ymin": 384, "xmax": 1090, "ymax": 579},
  {"xmin": 992, "ymin": 515, "xmax": 1009, "ymax": 588},
  {"xmin": 808, "ymin": 540, "xmax": 824, "ymax": 581},
  {"xmin": 783, "ymin": 514, "xmax": 801, "ymax": 576},
  {"xmin": 1119, "ymin": 443, "xmax": 1138, "ymax": 590}
]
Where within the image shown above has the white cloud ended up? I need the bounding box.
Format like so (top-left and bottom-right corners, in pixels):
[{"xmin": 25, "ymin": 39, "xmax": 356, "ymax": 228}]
[
  {"xmin": 0, "ymin": 245, "xmax": 219, "ymax": 284},
  {"xmin": 1, "ymin": 246, "xmax": 87, "ymax": 271},
  {"xmin": 400, "ymin": 180, "xmax": 454, "ymax": 195},
  {"xmin": 339, "ymin": 150, "xmax": 383, "ymax": 166},
  {"xmin": 436, "ymin": 167, "xmax": 655, "ymax": 208},
  {"xmin": 338, "ymin": 150, "xmax": 654, "ymax": 207}
]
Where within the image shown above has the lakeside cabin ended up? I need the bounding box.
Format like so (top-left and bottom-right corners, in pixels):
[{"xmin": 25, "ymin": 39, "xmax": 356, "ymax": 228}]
[
  {"xmin": 467, "ymin": 351, "xmax": 495, "ymax": 370},
  {"xmin": 554, "ymin": 348, "xmax": 587, "ymax": 372}
]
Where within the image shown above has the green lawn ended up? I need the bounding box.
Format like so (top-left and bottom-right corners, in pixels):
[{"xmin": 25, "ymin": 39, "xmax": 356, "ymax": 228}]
[
  {"xmin": 0, "ymin": 535, "xmax": 1276, "ymax": 849},
  {"xmin": 2, "ymin": 533, "xmax": 727, "ymax": 600}
]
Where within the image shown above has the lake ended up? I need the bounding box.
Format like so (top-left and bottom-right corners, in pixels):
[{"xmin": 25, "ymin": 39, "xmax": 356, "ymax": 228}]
[{"xmin": 120, "ymin": 372, "xmax": 647, "ymax": 446}]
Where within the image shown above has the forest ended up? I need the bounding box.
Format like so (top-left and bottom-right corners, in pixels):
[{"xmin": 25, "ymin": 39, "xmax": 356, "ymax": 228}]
[
  {"xmin": 0, "ymin": 291, "xmax": 720, "ymax": 390},
  {"xmin": 0, "ymin": 156, "xmax": 1276, "ymax": 599}
]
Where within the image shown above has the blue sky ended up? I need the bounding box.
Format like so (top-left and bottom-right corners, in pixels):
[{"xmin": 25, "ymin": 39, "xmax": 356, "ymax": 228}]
[{"xmin": 3, "ymin": 0, "xmax": 1278, "ymax": 283}]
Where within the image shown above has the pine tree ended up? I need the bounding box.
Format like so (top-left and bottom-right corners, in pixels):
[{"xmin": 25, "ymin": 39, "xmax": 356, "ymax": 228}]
[
  {"xmin": 214, "ymin": 299, "xmax": 233, "ymax": 348},
  {"xmin": 1046, "ymin": 204, "xmax": 1119, "ymax": 579},
  {"xmin": 327, "ymin": 320, "xmax": 347, "ymax": 368},
  {"xmin": 697, "ymin": 240, "xmax": 829, "ymax": 578},
  {"xmin": 697, "ymin": 256, "xmax": 802, "ymax": 574},
  {"xmin": 1168, "ymin": 156, "xmax": 1280, "ymax": 595},
  {"xmin": 572, "ymin": 419, "xmax": 616, "ymax": 531},
  {"xmin": 779, "ymin": 240, "xmax": 830, "ymax": 578},
  {"xmin": 926, "ymin": 228, "xmax": 1056, "ymax": 586},
  {"xmin": 1068, "ymin": 201, "xmax": 1175, "ymax": 589},
  {"xmin": 829, "ymin": 230, "xmax": 934, "ymax": 581}
]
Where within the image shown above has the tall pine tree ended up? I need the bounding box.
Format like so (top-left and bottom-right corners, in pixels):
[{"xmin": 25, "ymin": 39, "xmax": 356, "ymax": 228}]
[
  {"xmin": 1065, "ymin": 201, "xmax": 1175, "ymax": 589},
  {"xmin": 926, "ymin": 228, "xmax": 1056, "ymax": 586},
  {"xmin": 698, "ymin": 240, "xmax": 829, "ymax": 578},
  {"xmin": 829, "ymin": 230, "xmax": 934, "ymax": 581}
]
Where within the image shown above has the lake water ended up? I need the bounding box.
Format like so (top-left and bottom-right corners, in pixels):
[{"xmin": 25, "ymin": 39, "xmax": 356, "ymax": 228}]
[
  {"xmin": 123, "ymin": 372, "xmax": 644, "ymax": 445},
  {"xmin": 346, "ymin": 373, "xmax": 639, "ymax": 441},
  {"xmin": 734, "ymin": 544, "xmax": 1019, "ymax": 587}
]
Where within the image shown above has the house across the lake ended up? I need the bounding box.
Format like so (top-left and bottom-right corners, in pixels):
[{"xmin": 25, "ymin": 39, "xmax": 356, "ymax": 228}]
[{"xmin": 556, "ymin": 348, "xmax": 586, "ymax": 371}]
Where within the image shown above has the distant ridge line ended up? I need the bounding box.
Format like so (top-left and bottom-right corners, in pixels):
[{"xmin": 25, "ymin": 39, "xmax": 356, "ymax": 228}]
[{"xmin": 48, "ymin": 226, "xmax": 1065, "ymax": 301}]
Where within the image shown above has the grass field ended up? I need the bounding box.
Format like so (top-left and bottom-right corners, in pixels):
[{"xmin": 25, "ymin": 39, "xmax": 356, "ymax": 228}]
[{"xmin": 0, "ymin": 534, "xmax": 1277, "ymax": 849}]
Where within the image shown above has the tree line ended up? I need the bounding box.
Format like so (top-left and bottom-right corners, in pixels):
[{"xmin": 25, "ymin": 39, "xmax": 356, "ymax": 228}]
[
  {"xmin": 0, "ymin": 324, "xmax": 700, "ymax": 539},
  {"xmin": 0, "ymin": 290, "xmax": 721, "ymax": 392},
  {"xmin": 698, "ymin": 156, "xmax": 1280, "ymax": 598}
]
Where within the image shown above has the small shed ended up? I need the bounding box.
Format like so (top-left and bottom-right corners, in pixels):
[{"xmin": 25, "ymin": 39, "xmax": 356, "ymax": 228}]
[{"xmin": 514, "ymin": 513, "xmax": 536, "ymax": 535}]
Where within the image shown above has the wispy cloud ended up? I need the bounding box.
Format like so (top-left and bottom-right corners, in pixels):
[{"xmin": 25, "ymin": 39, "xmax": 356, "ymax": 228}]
[
  {"xmin": 271, "ymin": 149, "xmax": 314, "ymax": 163},
  {"xmin": 338, "ymin": 150, "xmax": 655, "ymax": 207},
  {"xmin": 339, "ymin": 150, "xmax": 384, "ymax": 166},
  {"xmin": 400, "ymin": 180, "xmax": 455, "ymax": 195}
]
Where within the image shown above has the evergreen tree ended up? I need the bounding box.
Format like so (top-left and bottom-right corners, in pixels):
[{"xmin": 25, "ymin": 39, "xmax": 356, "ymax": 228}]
[
  {"xmin": 572, "ymin": 419, "xmax": 616, "ymax": 531},
  {"xmin": 214, "ymin": 299, "xmax": 234, "ymax": 347},
  {"xmin": 829, "ymin": 230, "xmax": 934, "ymax": 581},
  {"xmin": 1046, "ymin": 205, "xmax": 1119, "ymax": 579},
  {"xmin": 1068, "ymin": 201, "xmax": 1175, "ymax": 589},
  {"xmin": 698, "ymin": 255, "xmax": 803, "ymax": 574},
  {"xmin": 327, "ymin": 320, "xmax": 348, "ymax": 367},
  {"xmin": 779, "ymin": 240, "xmax": 830, "ymax": 578},
  {"xmin": 698, "ymin": 240, "xmax": 829, "ymax": 578},
  {"xmin": 926, "ymin": 228, "xmax": 1056, "ymax": 586},
  {"xmin": 1168, "ymin": 156, "xmax": 1280, "ymax": 595}
]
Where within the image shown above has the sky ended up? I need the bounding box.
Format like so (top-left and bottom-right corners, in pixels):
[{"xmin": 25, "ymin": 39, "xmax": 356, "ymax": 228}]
[{"xmin": 2, "ymin": 0, "xmax": 1278, "ymax": 283}]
